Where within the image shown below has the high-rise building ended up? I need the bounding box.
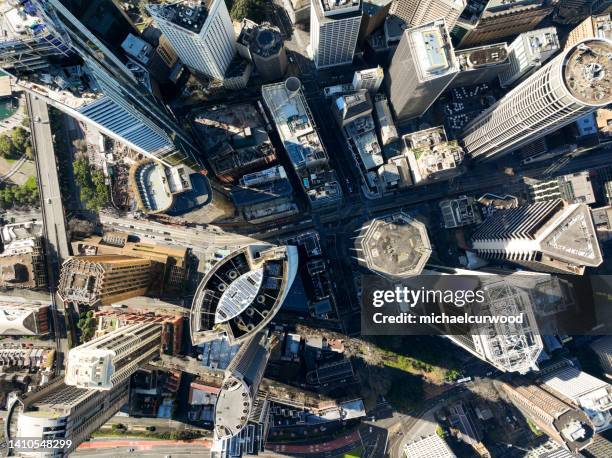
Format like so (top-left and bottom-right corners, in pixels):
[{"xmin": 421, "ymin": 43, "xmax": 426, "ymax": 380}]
[
  {"xmin": 0, "ymin": 0, "xmax": 71, "ymax": 72},
  {"xmin": 353, "ymin": 212, "xmax": 432, "ymax": 279},
  {"xmin": 236, "ymin": 19, "xmax": 288, "ymax": 82},
  {"xmin": 462, "ymin": 38, "xmax": 612, "ymax": 161},
  {"xmin": 262, "ymin": 78, "xmax": 343, "ymax": 209},
  {"xmin": 591, "ymin": 336, "xmax": 612, "ymax": 378},
  {"xmin": 470, "ymin": 199, "xmax": 603, "ymax": 275},
  {"xmin": 450, "ymin": 42, "xmax": 509, "ymax": 88},
  {"xmin": 6, "ymin": 378, "xmax": 130, "ymax": 457},
  {"xmin": 457, "ymin": 0, "xmax": 553, "ymax": 49},
  {"xmin": 190, "ymin": 244, "xmax": 298, "ymax": 344},
  {"xmin": 499, "ymin": 27, "xmax": 560, "ymax": 88},
  {"xmin": 65, "ymin": 322, "xmax": 162, "ymax": 390},
  {"xmin": 565, "ymin": 14, "xmax": 612, "ymax": 49},
  {"xmin": 214, "ymin": 332, "xmax": 271, "ymax": 440},
  {"xmin": 390, "ymin": 0, "xmax": 466, "ymax": 29},
  {"xmin": 310, "ymin": 0, "xmax": 362, "ymax": 69},
  {"xmin": 0, "ymin": 301, "xmax": 49, "ymax": 336},
  {"xmin": 352, "ymin": 66, "xmax": 384, "ymax": 93},
  {"xmin": 0, "ymin": 0, "xmax": 203, "ymax": 169},
  {"xmin": 358, "ymin": 0, "xmax": 392, "ymax": 46},
  {"xmin": 499, "ymin": 380, "xmax": 594, "ymax": 453},
  {"xmin": 593, "ymin": 0, "xmax": 612, "ymax": 15},
  {"xmin": 386, "ymin": 19, "xmax": 459, "ymax": 120},
  {"xmin": 148, "ymin": 0, "xmax": 236, "ymax": 80},
  {"xmin": 555, "ymin": 0, "xmax": 597, "ymax": 24},
  {"xmin": 58, "ymin": 255, "xmax": 154, "ymax": 306}
]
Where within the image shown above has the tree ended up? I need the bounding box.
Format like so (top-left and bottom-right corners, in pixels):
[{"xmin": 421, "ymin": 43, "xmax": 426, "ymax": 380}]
[
  {"xmin": 25, "ymin": 146, "xmax": 34, "ymax": 160},
  {"xmin": 230, "ymin": 0, "xmax": 266, "ymax": 22},
  {"xmin": 73, "ymin": 157, "xmax": 109, "ymax": 210},
  {"xmin": 0, "ymin": 134, "xmax": 15, "ymax": 158},
  {"xmin": 11, "ymin": 127, "xmax": 29, "ymax": 151}
]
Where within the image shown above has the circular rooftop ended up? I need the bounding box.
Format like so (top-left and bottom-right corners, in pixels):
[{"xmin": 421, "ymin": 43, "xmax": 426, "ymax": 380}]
[
  {"xmin": 285, "ymin": 77, "xmax": 301, "ymax": 93},
  {"xmin": 214, "ymin": 376, "xmax": 252, "ymax": 439},
  {"xmin": 129, "ymin": 160, "xmax": 174, "ymax": 214},
  {"xmin": 355, "ymin": 213, "xmax": 432, "ymax": 279},
  {"xmin": 563, "ymin": 39, "xmax": 612, "ymax": 106},
  {"xmin": 256, "ymin": 29, "xmax": 274, "ymax": 47}
]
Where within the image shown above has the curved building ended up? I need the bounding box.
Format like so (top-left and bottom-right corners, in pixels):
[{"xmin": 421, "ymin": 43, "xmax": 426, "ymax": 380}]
[
  {"xmin": 462, "ymin": 38, "xmax": 612, "ymax": 160},
  {"xmin": 214, "ymin": 332, "xmax": 270, "ymax": 440},
  {"xmin": 190, "ymin": 244, "xmax": 298, "ymax": 344}
]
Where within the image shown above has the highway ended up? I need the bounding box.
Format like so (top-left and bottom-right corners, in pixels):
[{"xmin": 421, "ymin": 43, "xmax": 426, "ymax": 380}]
[{"xmin": 27, "ymin": 93, "xmax": 70, "ymax": 366}]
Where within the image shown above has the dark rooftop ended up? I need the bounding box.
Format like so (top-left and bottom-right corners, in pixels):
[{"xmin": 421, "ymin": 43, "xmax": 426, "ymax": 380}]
[{"xmin": 149, "ymin": 0, "xmax": 210, "ymax": 34}]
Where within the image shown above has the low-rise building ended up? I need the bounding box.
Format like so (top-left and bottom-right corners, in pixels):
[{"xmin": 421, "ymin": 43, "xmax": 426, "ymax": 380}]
[
  {"xmin": 0, "ymin": 301, "xmax": 49, "ymax": 336},
  {"xmin": 591, "ymin": 336, "xmax": 612, "ymax": 379},
  {"xmin": 439, "ymin": 196, "xmax": 482, "ymax": 228},
  {"xmin": 525, "ymin": 171, "xmax": 595, "ymax": 205},
  {"xmin": 403, "ymin": 434, "xmax": 456, "ymax": 458},
  {"xmin": 402, "ymin": 126, "xmax": 464, "ymax": 185},
  {"xmin": 0, "ymin": 235, "xmax": 46, "ymax": 290},
  {"xmin": 373, "ymin": 94, "xmax": 398, "ymax": 146}
]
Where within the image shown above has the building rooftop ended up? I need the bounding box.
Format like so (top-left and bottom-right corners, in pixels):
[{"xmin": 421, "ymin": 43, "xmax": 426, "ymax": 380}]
[
  {"xmin": 121, "ymin": 34, "xmax": 154, "ymax": 66},
  {"xmin": 238, "ymin": 20, "xmax": 283, "ymax": 58},
  {"xmin": 262, "ymin": 79, "xmax": 342, "ymax": 206},
  {"xmin": 320, "ymin": 0, "xmax": 361, "ymax": 17},
  {"xmin": 455, "ymin": 43, "xmax": 509, "ymax": 70},
  {"xmin": 0, "ymin": 301, "xmax": 48, "ymax": 336},
  {"xmin": 147, "ymin": 0, "xmax": 211, "ymax": 34},
  {"xmin": 563, "ymin": 39, "xmax": 612, "ymax": 106},
  {"xmin": 408, "ymin": 19, "xmax": 459, "ymax": 82},
  {"xmin": 403, "ymin": 434, "xmax": 456, "ymax": 458},
  {"xmin": 190, "ymin": 245, "xmax": 298, "ymax": 344},
  {"xmin": 354, "ymin": 212, "xmax": 432, "ymax": 278}
]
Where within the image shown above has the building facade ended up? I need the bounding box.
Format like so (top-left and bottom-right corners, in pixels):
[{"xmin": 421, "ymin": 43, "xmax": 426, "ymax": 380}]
[
  {"xmin": 386, "ymin": 19, "xmax": 458, "ymax": 120},
  {"xmin": 148, "ymin": 0, "xmax": 236, "ymax": 80},
  {"xmin": 498, "ymin": 27, "xmax": 560, "ymax": 88},
  {"xmin": 352, "ymin": 66, "xmax": 384, "ymax": 92},
  {"xmin": 565, "ymin": 14, "xmax": 612, "ymax": 49},
  {"xmin": 390, "ymin": 0, "xmax": 465, "ymax": 29},
  {"xmin": 58, "ymin": 255, "xmax": 153, "ymax": 306},
  {"xmin": 65, "ymin": 322, "xmax": 162, "ymax": 390},
  {"xmin": 310, "ymin": 0, "xmax": 362, "ymax": 69},
  {"xmin": 462, "ymin": 38, "xmax": 612, "ymax": 161}
]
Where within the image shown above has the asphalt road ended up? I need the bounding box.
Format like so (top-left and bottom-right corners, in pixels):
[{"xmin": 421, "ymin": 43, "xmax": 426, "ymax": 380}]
[{"xmin": 27, "ymin": 93, "xmax": 70, "ymax": 366}]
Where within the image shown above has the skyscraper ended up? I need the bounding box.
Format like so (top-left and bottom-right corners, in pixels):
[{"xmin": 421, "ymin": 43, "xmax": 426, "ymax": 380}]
[
  {"xmin": 386, "ymin": 18, "xmax": 459, "ymax": 120},
  {"xmin": 6, "ymin": 378, "xmax": 130, "ymax": 457},
  {"xmin": 214, "ymin": 332, "xmax": 271, "ymax": 440},
  {"xmin": 65, "ymin": 322, "xmax": 162, "ymax": 390},
  {"xmin": 190, "ymin": 244, "xmax": 299, "ymax": 344},
  {"xmin": 58, "ymin": 255, "xmax": 153, "ymax": 306},
  {"xmin": 498, "ymin": 27, "xmax": 559, "ymax": 88},
  {"xmin": 470, "ymin": 199, "xmax": 603, "ymax": 275},
  {"xmin": 450, "ymin": 42, "xmax": 510, "ymax": 88},
  {"xmin": 390, "ymin": 0, "xmax": 466, "ymax": 30},
  {"xmin": 462, "ymin": 38, "xmax": 612, "ymax": 160},
  {"xmin": 310, "ymin": 0, "xmax": 362, "ymax": 69},
  {"xmin": 0, "ymin": 0, "xmax": 203, "ymax": 169},
  {"xmin": 148, "ymin": 0, "xmax": 236, "ymax": 80}
]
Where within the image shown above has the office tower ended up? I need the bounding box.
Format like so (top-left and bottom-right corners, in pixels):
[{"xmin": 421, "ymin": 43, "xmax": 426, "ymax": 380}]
[
  {"xmin": 499, "ymin": 27, "xmax": 559, "ymax": 88},
  {"xmin": 190, "ymin": 244, "xmax": 298, "ymax": 344},
  {"xmin": 565, "ymin": 14, "xmax": 612, "ymax": 49},
  {"xmin": 541, "ymin": 364, "xmax": 612, "ymax": 432},
  {"xmin": 462, "ymin": 38, "xmax": 612, "ymax": 161},
  {"xmin": 0, "ymin": 302, "xmax": 49, "ymax": 336},
  {"xmin": 470, "ymin": 199, "xmax": 603, "ymax": 275},
  {"xmin": 458, "ymin": 1, "xmax": 553, "ymax": 49},
  {"xmin": 310, "ymin": 0, "xmax": 362, "ymax": 69},
  {"xmin": 352, "ymin": 66, "xmax": 384, "ymax": 92},
  {"xmin": 0, "ymin": 0, "xmax": 71, "ymax": 72},
  {"xmin": 500, "ymin": 381, "xmax": 594, "ymax": 452},
  {"xmin": 386, "ymin": 19, "xmax": 459, "ymax": 120},
  {"xmin": 71, "ymin": 232, "xmax": 187, "ymax": 294},
  {"xmin": 6, "ymin": 378, "xmax": 129, "ymax": 457},
  {"xmin": 148, "ymin": 0, "xmax": 236, "ymax": 80},
  {"xmin": 236, "ymin": 20, "xmax": 288, "ymax": 82},
  {"xmin": 58, "ymin": 255, "xmax": 153, "ymax": 306},
  {"xmin": 591, "ymin": 337, "xmax": 612, "ymax": 379},
  {"xmin": 262, "ymin": 78, "xmax": 343, "ymax": 209},
  {"xmin": 65, "ymin": 323, "xmax": 161, "ymax": 390},
  {"xmin": 390, "ymin": 0, "xmax": 466, "ymax": 29},
  {"xmin": 214, "ymin": 332, "xmax": 270, "ymax": 440},
  {"xmin": 353, "ymin": 212, "xmax": 432, "ymax": 279},
  {"xmin": 359, "ymin": 0, "xmax": 392, "ymax": 45},
  {"xmin": 0, "ymin": 0, "xmax": 203, "ymax": 169},
  {"xmin": 450, "ymin": 42, "xmax": 509, "ymax": 88}
]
